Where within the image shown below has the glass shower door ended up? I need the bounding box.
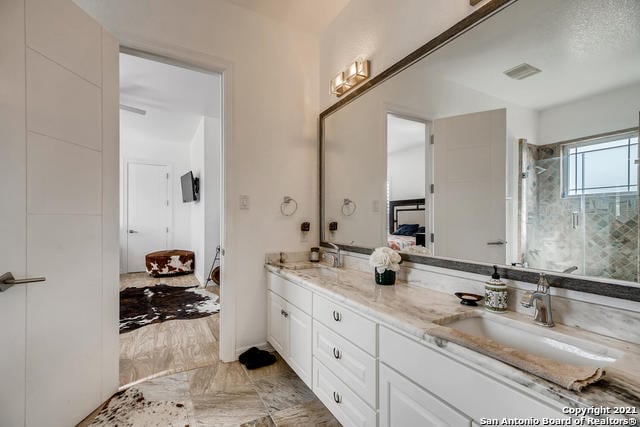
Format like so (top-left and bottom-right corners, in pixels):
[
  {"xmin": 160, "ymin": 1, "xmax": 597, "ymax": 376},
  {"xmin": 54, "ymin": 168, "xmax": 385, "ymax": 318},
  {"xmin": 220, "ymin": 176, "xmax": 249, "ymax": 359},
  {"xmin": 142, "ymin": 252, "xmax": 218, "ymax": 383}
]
[{"xmin": 520, "ymin": 132, "xmax": 640, "ymax": 283}]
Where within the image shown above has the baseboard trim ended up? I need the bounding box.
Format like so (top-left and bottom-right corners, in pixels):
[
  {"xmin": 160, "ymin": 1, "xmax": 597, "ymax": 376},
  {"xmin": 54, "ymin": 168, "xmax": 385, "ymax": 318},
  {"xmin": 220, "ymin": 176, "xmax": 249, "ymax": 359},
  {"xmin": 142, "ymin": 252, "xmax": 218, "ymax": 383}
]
[{"xmin": 235, "ymin": 342, "xmax": 275, "ymax": 359}]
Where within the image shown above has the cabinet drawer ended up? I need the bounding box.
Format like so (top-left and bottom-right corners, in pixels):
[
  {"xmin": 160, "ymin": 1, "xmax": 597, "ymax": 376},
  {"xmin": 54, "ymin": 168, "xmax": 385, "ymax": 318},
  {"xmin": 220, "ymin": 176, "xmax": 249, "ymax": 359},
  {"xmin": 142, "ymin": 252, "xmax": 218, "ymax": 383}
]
[
  {"xmin": 267, "ymin": 272, "xmax": 312, "ymax": 314},
  {"xmin": 379, "ymin": 326, "xmax": 562, "ymax": 420},
  {"xmin": 313, "ymin": 321, "xmax": 376, "ymax": 407},
  {"xmin": 313, "ymin": 358, "xmax": 377, "ymax": 427},
  {"xmin": 313, "ymin": 294, "xmax": 376, "ymax": 355},
  {"xmin": 379, "ymin": 363, "xmax": 471, "ymax": 427}
]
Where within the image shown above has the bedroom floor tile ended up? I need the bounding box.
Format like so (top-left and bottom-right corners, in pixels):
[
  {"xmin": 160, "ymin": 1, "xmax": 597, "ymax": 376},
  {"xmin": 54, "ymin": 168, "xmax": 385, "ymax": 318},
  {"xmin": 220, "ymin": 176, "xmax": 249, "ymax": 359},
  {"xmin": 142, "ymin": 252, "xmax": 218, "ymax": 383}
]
[{"xmin": 118, "ymin": 272, "xmax": 220, "ymax": 387}]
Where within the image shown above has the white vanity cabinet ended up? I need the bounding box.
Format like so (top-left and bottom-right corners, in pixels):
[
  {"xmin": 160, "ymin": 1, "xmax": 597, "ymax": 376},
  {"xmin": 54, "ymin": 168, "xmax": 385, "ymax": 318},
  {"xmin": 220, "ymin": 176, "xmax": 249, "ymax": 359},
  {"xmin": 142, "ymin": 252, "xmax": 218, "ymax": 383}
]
[
  {"xmin": 266, "ymin": 274, "xmax": 312, "ymax": 387},
  {"xmin": 266, "ymin": 270, "xmax": 569, "ymax": 427},
  {"xmin": 379, "ymin": 326, "xmax": 564, "ymax": 423},
  {"xmin": 312, "ymin": 295, "xmax": 378, "ymax": 427},
  {"xmin": 379, "ymin": 363, "xmax": 471, "ymax": 427}
]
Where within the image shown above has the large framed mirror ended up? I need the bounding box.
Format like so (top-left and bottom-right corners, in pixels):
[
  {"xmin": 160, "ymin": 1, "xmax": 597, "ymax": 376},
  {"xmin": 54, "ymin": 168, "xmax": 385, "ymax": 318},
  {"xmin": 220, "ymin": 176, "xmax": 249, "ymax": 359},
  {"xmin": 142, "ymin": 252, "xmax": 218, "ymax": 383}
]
[{"xmin": 320, "ymin": 0, "xmax": 640, "ymax": 300}]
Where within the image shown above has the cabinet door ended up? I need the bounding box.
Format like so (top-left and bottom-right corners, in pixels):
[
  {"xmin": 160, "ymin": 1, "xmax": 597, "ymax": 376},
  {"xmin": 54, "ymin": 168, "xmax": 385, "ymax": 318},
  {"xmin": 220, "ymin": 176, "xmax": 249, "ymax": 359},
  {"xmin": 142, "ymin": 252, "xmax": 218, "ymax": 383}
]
[
  {"xmin": 380, "ymin": 363, "xmax": 471, "ymax": 427},
  {"xmin": 267, "ymin": 291, "xmax": 288, "ymax": 355},
  {"xmin": 287, "ymin": 303, "xmax": 312, "ymax": 387}
]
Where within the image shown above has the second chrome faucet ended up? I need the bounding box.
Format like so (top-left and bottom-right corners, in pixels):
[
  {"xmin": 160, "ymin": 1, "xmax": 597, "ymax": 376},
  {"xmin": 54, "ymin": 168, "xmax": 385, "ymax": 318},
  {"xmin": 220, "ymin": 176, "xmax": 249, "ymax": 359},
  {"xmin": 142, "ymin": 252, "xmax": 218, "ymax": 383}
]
[
  {"xmin": 521, "ymin": 273, "xmax": 555, "ymax": 327},
  {"xmin": 323, "ymin": 243, "xmax": 342, "ymax": 268}
]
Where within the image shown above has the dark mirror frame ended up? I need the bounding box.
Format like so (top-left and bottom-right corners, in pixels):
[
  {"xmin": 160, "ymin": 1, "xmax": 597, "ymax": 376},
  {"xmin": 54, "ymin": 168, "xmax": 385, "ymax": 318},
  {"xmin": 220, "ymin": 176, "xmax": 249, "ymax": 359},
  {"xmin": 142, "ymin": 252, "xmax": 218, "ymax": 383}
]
[{"xmin": 318, "ymin": 0, "xmax": 640, "ymax": 302}]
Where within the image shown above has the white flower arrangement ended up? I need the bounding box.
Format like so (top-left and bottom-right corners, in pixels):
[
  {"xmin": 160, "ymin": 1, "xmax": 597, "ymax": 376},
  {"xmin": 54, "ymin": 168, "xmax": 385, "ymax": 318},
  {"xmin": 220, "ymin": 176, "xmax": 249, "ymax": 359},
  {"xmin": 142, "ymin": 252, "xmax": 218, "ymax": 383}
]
[{"xmin": 369, "ymin": 247, "xmax": 402, "ymax": 274}]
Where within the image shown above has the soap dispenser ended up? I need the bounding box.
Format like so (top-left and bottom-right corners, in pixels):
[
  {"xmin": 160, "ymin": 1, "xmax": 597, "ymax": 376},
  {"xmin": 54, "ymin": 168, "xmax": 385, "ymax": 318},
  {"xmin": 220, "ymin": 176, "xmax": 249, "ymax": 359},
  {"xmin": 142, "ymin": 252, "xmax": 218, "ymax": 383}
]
[{"xmin": 485, "ymin": 265, "xmax": 508, "ymax": 313}]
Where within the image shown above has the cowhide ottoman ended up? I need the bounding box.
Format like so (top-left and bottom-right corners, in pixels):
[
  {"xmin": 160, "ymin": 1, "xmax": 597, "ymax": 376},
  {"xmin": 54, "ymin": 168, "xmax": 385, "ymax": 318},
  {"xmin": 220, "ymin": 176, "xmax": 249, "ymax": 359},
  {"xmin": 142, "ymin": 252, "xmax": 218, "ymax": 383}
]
[{"xmin": 145, "ymin": 250, "xmax": 195, "ymax": 277}]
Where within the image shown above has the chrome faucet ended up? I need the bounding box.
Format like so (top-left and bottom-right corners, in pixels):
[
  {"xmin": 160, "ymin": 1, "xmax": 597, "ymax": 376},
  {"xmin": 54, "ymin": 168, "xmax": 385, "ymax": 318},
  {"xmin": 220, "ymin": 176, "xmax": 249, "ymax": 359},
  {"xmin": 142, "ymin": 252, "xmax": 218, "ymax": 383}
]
[
  {"xmin": 520, "ymin": 273, "xmax": 554, "ymax": 327},
  {"xmin": 324, "ymin": 243, "xmax": 342, "ymax": 268}
]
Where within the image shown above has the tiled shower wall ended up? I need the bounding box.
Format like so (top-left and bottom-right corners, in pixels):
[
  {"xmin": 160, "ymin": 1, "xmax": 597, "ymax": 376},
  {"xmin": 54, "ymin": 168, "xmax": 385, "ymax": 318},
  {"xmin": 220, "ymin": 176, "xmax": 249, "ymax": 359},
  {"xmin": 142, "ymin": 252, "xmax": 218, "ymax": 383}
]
[{"xmin": 523, "ymin": 143, "xmax": 639, "ymax": 282}]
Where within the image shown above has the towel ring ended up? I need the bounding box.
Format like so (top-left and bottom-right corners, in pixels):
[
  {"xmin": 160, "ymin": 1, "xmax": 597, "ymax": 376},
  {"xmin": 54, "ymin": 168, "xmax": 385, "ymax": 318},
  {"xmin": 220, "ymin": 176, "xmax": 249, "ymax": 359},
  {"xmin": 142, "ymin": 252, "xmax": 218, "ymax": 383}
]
[
  {"xmin": 280, "ymin": 196, "xmax": 298, "ymax": 216},
  {"xmin": 341, "ymin": 198, "xmax": 357, "ymax": 216}
]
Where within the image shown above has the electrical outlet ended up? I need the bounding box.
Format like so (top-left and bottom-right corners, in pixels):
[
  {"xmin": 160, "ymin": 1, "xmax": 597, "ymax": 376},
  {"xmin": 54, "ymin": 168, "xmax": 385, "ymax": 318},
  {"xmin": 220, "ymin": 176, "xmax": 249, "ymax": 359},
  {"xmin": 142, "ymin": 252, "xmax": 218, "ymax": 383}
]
[{"xmin": 240, "ymin": 195, "xmax": 250, "ymax": 210}]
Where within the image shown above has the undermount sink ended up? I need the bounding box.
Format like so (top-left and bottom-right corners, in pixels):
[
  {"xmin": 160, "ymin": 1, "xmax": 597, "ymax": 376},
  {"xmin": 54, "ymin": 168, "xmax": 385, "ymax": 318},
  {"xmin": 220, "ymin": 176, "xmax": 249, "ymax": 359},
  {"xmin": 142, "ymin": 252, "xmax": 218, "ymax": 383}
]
[
  {"xmin": 298, "ymin": 265, "xmax": 339, "ymax": 278},
  {"xmin": 441, "ymin": 315, "xmax": 622, "ymax": 367}
]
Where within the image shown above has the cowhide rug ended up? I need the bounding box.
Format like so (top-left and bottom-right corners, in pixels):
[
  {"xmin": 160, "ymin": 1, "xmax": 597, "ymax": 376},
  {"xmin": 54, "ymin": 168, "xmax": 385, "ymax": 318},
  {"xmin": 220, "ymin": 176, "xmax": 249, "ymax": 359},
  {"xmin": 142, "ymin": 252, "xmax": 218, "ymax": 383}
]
[
  {"xmin": 89, "ymin": 388, "xmax": 190, "ymax": 427},
  {"xmin": 120, "ymin": 285, "xmax": 220, "ymax": 333}
]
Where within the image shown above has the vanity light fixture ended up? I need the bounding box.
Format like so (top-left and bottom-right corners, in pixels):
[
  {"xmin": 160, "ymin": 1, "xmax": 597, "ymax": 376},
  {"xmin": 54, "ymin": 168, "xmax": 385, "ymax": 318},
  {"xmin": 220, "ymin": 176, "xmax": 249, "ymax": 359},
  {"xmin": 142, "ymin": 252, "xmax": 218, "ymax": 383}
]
[
  {"xmin": 330, "ymin": 59, "xmax": 370, "ymax": 97},
  {"xmin": 330, "ymin": 72, "xmax": 350, "ymax": 96}
]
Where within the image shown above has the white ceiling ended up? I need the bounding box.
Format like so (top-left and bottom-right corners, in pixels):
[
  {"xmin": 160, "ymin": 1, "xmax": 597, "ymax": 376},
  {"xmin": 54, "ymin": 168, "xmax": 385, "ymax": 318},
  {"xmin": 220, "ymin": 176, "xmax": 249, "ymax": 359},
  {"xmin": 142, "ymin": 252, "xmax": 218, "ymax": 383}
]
[
  {"xmin": 420, "ymin": 0, "xmax": 640, "ymax": 110},
  {"xmin": 387, "ymin": 115, "xmax": 426, "ymax": 155},
  {"xmin": 120, "ymin": 53, "xmax": 221, "ymax": 144},
  {"xmin": 227, "ymin": 0, "xmax": 351, "ymax": 34}
]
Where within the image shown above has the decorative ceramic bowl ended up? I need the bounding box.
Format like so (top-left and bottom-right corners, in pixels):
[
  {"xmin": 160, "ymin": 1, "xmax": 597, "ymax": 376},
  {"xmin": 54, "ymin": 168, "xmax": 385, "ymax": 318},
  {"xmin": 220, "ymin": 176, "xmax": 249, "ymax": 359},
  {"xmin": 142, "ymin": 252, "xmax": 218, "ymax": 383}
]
[{"xmin": 454, "ymin": 292, "xmax": 483, "ymax": 306}]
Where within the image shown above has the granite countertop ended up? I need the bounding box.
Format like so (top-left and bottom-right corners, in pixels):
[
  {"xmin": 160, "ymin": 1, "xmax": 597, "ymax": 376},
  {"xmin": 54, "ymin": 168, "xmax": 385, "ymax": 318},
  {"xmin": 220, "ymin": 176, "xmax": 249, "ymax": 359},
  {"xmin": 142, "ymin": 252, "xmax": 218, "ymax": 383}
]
[{"xmin": 265, "ymin": 262, "xmax": 640, "ymax": 417}]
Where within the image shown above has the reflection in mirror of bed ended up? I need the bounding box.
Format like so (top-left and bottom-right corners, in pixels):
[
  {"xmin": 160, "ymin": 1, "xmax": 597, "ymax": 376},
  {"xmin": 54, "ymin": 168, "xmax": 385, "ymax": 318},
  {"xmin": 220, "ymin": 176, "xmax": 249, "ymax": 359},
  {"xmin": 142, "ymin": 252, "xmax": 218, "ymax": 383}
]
[{"xmin": 388, "ymin": 198, "xmax": 426, "ymax": 250}]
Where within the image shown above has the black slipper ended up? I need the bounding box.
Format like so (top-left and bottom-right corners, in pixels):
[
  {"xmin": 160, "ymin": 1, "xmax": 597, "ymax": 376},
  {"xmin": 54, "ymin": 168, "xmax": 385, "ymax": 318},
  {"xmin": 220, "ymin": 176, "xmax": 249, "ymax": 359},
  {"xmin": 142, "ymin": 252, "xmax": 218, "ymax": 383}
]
[
  {"xmin": 245, "ymin": 350, "xmax": 276, "ymax": 370},
  {"xmin": 239, "ymin": 347, "xmax": 260, "ymax": 365},
  {"xmin": 238, "ymin": 347, "xmax": 277, "ymax": 370}
]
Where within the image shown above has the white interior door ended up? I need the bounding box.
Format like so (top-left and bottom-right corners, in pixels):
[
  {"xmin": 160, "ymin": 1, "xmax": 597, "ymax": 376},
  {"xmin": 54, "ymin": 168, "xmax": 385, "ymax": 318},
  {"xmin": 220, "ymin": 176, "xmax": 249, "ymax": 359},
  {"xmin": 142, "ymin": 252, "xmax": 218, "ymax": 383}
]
[
  {"xmin": 0, "ymin": 2, "xmax": 28, "ymax": 425},
  {"xmin": 1, "ymin": 0, "xmax": 119, "ymax": 426},
  {"xmin": 126, "ymin": 162, "xmax": 170, "ymax": 272},
  {"xmin": 433, "ymin": 109, "xmax": 507, "ymax": 264}
]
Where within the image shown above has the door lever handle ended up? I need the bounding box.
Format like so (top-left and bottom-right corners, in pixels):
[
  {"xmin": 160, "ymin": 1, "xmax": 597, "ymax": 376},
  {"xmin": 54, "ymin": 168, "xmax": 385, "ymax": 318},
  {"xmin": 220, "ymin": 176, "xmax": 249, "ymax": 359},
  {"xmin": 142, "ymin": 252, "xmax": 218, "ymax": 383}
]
[
  {"xmin": 487, "ymin": 239, "xmax": 507, "ymax": 246},
  {"xmin": 1, "ymin": 272, "xmax": 46, "ymax": 292},
  {"xmin": 128, "ymin": 229, "xmax": 139, "ymax": 234}
]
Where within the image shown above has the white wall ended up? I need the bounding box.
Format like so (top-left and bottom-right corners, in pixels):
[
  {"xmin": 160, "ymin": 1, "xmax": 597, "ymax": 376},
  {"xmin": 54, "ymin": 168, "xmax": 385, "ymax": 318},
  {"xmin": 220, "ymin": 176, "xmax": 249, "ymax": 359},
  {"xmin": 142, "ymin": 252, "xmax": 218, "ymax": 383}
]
[
  {"xmin": 320, "ymin": 0, "xmax": 491, "ymax": 108},
  {"xmin": 190, "ymin": 117, "xmax": 206, "ymax": 282},
  {"xmin": 120, "ymin": 106, "xmax": 195, "ymax": 272},
  {"xmin": 78, "ymin": 0, "xmax": 319, "ymax": 356},
  {"xmin": 190, "ymin": 116, "xmax": 222, "ymax": 285},
  {"xmin": 203, "ymin": 116, "xmax": 222, "ymax": 285},
  {"xmin": 537, "ymin": 82, "xmax": 640, "ymax": 144},
  {"xmin": 388, "ymin": 145, "xmax": 426, "ymax": 201}
]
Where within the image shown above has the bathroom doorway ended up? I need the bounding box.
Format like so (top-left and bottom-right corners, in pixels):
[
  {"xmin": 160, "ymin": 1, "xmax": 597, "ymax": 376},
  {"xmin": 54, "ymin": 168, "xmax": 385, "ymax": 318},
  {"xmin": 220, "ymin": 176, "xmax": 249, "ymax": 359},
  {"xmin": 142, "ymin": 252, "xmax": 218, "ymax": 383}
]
[
  {"xmin": 385, "ymin": 113, "xmax": 433, "ymax": 254},
  {"xmin": 118, "ymin": 49, "xmax": 224, "ymax": 387}
]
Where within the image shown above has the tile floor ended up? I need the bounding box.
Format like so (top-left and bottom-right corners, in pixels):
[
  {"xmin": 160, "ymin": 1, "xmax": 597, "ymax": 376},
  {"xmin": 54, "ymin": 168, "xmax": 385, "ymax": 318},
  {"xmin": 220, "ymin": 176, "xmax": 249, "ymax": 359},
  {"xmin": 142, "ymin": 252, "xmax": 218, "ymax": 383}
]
[
  {"xmin": 119, "ymin": 272, "xmax": 220, "ymax": 386},
  {"xmin": 87, "ymin": 272, "xmax": 340, "ymax": 426},
  {"xmin": 133, "ymin": 353, "xmax": 340, "ymax": 426}
]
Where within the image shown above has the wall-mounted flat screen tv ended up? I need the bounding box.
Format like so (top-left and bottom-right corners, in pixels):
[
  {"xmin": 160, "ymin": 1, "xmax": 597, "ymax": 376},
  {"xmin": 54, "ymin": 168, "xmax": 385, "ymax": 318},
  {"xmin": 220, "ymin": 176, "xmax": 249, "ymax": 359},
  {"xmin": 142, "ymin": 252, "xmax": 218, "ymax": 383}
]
[{"xmin": 181, "ymin": 171, "xmax": 199, "ymax": 202}]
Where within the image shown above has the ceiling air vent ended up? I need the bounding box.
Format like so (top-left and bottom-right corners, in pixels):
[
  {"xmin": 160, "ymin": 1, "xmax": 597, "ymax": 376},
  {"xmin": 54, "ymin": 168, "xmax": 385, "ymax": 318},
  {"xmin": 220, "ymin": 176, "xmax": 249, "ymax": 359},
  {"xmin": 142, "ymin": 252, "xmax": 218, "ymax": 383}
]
[{"xmin": 503, "ymin": 63, "xmax": 541, "ymax": 80}]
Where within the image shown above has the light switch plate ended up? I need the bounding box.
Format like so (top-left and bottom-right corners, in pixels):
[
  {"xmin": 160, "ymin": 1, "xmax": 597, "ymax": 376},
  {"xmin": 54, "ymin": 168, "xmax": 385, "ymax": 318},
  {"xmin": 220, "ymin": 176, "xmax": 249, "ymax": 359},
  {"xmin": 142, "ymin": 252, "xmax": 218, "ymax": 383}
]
[{"xmin": 240, "ymin": 195, "xmax": 250, "ymax": 209}]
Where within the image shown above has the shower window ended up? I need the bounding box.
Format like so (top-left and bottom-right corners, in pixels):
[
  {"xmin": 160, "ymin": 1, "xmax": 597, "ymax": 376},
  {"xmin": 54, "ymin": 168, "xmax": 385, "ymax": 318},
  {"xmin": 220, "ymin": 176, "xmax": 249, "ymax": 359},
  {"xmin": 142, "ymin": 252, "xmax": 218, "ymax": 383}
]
[{"xmin": 562, "ymin": 132, "xmax": 639, "ymax": 197}]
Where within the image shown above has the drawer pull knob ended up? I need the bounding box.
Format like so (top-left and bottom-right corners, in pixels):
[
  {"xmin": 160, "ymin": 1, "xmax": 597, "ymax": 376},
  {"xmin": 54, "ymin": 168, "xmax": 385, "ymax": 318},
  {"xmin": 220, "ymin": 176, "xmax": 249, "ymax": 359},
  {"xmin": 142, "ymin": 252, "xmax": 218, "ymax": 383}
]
[
  {"xmin": 333, "ymin": 391, "xmax": 342, "ymax": 404},
  {"xmin": 332, "ymin": 310, "xmax": 342, "ymax": 322},
  {"xmin": 333, "ymin": 347, "xmax": 342, "ymax": 359},
  {"xmin": 281, "ymin": 309, "xmax": 289, "ymax": 318}
]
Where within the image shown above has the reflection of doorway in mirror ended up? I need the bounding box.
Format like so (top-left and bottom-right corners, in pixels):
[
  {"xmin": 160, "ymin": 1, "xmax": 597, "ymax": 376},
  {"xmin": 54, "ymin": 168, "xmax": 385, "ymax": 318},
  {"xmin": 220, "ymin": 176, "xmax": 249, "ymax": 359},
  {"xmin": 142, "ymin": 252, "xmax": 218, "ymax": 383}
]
[
  {"xmin": 432, "ymin": 109, "xmax": 508, "ymax": 265},
  {"xmin": 386, "ymin": 113, "xmax": 431, "ymax": 254}
]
